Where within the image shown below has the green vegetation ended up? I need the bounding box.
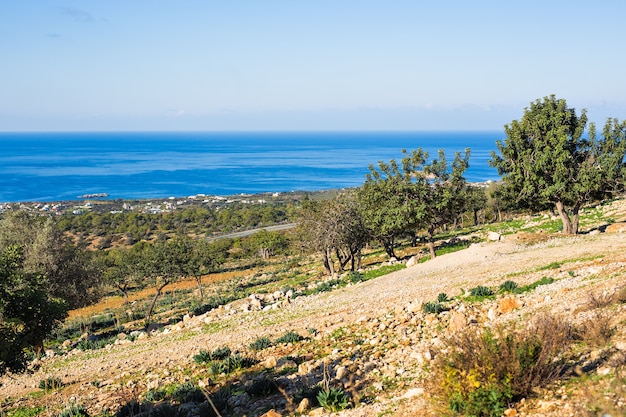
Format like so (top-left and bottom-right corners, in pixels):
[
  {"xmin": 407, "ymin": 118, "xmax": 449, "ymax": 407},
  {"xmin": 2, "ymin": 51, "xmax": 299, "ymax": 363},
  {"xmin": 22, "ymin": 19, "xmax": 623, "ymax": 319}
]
[
  {"xmin": 491, "ymin": 95, "xmax": 626, "ymax": 234},
  {"xmin": 429, "ymin": 314, "xmax": 573, "ymax": 417},
  {"xmin": 317, "ymin": 387, "xmax": 350, "ymax": 412}
]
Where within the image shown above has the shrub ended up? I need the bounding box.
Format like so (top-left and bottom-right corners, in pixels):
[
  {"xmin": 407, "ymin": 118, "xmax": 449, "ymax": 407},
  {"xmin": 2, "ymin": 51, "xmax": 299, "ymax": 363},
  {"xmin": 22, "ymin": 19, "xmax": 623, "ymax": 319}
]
[
  {"xmin": 250, "ymin": 336, "xmax": 273, "ymax": 351},
  {"xmin": 208, "ymin": 354, "xmax": 257, "ymax": 375},
  {"xmin": 275, "ymin": 331, "xmax": 303, "ymax": 344},
  {"xmin": 437, "ymin": 293, "xmax": 449, "ymax": 302},
  {"xmin": 575, "ymin": 311, "xmax": 615, "ymax": 347},
  {"xmin": 428, "ymin": 314, "xmax": 573, "ymax": 417},
  {"xmin": 57, "ymin": 403, "xmax": 90, "ymax": 417},
  {"xmin": 193, "ymin": 346, "xmax": 231, "ymax": 364},
  {"xmin": 348, "ymin": 272, "xmax": 363, "ymax": 284},
  {"xmin": 317, "ymin": 387, "xmax": 349, "ymax": 412},
  {"xmin": 499, "ymin": 280, "xmax": 518, "ymax": 293},
  {"xmin": 6, "ymin": 407, "xmax": 45, "ymax": 417},
  {"xmin": 171, "ymin": 381, "xmax": 205, "ymax": 403},
  {"xmin": 469, "ymin": 285, "xmax": 494, "ymax": 297},
  {"xmin": 245, "ymin": 376, "xmax": 280, "ymax": 397},
  {"xmin": 39, "ymin": 376, "xmax": 64, "ymax": 391},
  {"xmin": 423, "ymin": 301, "xmax": 448, "ymax": 314}
]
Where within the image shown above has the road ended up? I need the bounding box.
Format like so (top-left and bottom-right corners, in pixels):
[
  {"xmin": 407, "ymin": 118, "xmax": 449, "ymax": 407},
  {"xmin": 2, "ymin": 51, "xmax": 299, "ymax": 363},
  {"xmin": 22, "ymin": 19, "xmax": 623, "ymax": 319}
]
[{"xmin": 206, "ymin": 223, "xmax": 297, "ymax": 241}]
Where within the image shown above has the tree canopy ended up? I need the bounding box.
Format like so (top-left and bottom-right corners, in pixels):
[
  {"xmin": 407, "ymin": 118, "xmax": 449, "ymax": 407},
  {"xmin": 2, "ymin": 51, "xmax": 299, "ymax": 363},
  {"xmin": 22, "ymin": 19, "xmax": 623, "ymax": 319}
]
[{"xmin": 490, "ymin": 95, "xmax": 626, "ymax": 234}]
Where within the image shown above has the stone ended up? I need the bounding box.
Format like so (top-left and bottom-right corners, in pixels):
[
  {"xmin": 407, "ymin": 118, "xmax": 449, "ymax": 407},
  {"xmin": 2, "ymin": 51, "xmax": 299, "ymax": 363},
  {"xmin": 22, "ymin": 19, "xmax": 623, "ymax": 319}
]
[
  {"xmin": 448, "ymin": 311, "xmax": 467, "ymax": 332},
  {"xmin": 487, "ymin": 307, "xmax": 498, "ymax": 321},
  {"xmin": 406, "ymin": 300, "xmax": 423, "ymax": 315},
  {"xmin": 296, "ymin": 398, "xmax": 310, "ymax": 413},
  {"xmin": 487, "ymin": 231, "xmax": 501, "ymax": 241},
  {"xmin": 606, "ymin": 222, "xmax": 626, "ymax": 233},
  {"xmin": 335, "ymin": 365, "xmax": 349, "ymax": 380},
  {"xmin": 401, "ymin": 387, "xmax": 425, "ymax": 398},
  {"xmin": 263, "ymin": 356, "xmax": 277, "ymax": 368},
  {"xmin": 498, "ymin": 297, "xmax": 523, "ymax": 314},
  {"xmin": 406, "ymin": 256, "xmax": 418, "ymax": 268},
  {"xmin": 504, "ymin": 408, "xmax": 517, "ymax": 416}
]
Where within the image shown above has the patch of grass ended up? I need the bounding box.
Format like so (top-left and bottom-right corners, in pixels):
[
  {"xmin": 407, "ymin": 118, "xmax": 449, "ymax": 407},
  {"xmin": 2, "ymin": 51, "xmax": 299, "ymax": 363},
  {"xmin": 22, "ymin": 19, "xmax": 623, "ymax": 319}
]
[
  {"xmin": 362, "ymin": 264, "xmax": 405, "ymax": 280},
  {"xmin": 6, "ymin": 407, "xmax": 46, "ymax": 417},
  {"xmin": 193, "ymin": 346, "xmax": 232, "ymax": 364},
  {"xmin": 538, "ymin": 261, "xmax": 562, "ymax": 271},
  {"xmin": 469, "ymin": 285, "xmax": 494, "ymax": 297},
  {"xmin": 514, "ymin": 276, "xmax": 555, "ymax": 293},
  {"xmin": 57, "ymin": 403, "xmax": 90, "ymax": 417},
  {"xmin": 428, "ymin": 314, "xmax": 573, "ymax": 417},
  {"xmin": 208, "ymin": 354, "xmax": 258, "ymax": 375},
  {"xmin": 437, "ymin": 293, "xmax": 449, "ymax": 302}
]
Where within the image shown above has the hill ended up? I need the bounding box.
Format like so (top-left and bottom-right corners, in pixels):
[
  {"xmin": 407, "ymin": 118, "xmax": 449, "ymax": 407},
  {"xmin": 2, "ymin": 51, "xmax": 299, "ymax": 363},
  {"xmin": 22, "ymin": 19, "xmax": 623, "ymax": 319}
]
[{"xmin": 2, "ymin": 205, "xmax": 626, "ymax": 416}]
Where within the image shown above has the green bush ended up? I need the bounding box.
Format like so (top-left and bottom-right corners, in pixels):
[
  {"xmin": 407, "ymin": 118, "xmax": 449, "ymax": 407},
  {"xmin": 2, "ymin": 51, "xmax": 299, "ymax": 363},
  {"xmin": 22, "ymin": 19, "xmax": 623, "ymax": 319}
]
[
  {"xmin": 208, "ymin": 354, "xmax": 257, "ymax": 375},
  {"xmin": 193, "ymin": 346, "xmax": 231, "ymax": 364},
  {"xmin": 429, "ymin": 314, "xmax": 573, "ymax": 417},
  {"xmin": 275, "ymin": 331, "xmax": 303, "ymax": 344},
  {"xmin": 499, "ymin": 280, "xmax": 518, "ymax": 293},
  {"xmin": 57, "ymin": 403, "xmax": 89, "ymax": 417},
  {"xmin": 250, "ymin": 336, "xmax": 273, "ymax": 351},
  {"xmin": 423, "ymin": 301, "xmax": 448, "ymax": 314},
  {"xmin": 469, "ymin": 285, "xmax": 494, "ymax": 297},
  {"xmin": 245, "ymin": 376, "xmax": 280, "ymax": 397},
  {"xmin": 437, "ymin": 293, "xmax": 449, "ymax": 302},
  {"xmin": 317, "ymin": 387, "xmax": 349, "ymax": 412},
  {"xmin": 39, "ymin": 376, "xmax": 64, "ymax": 391}
]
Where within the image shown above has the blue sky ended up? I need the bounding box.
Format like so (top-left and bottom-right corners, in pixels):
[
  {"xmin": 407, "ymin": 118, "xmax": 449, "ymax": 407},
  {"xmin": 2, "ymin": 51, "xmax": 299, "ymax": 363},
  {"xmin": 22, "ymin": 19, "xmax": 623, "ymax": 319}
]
[{"xmin": 1, "ymin": 1, "xmax": 625, "ymax": 131}]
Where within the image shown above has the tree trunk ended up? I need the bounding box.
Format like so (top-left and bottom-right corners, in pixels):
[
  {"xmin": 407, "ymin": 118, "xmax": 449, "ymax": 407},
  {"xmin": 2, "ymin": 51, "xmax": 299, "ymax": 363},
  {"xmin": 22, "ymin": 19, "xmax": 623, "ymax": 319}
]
[
  {"xmin": 555, "ymin": 201, "xmax": 576, "ymax": 234},
  {"xmin": 381, "ymin": 237, "xmax": 396, "ymax": 258},
  {"xmin": 194, "ymin": 275, "xmax": 204, "ymax": 300},
  {"xmin": 427, "ymin": 225, "xmax": 436, "ymax": 259},
  {"xmin": 145, "ymin": 280, "xmax": 169, "ymax": 325},
  {"xmin": 117, "ymin": 282, "xmax": 130, "ymax": 305},
  {"xmin": 322, "ymin": 247, "xmax": 334, "ymax": 276}
]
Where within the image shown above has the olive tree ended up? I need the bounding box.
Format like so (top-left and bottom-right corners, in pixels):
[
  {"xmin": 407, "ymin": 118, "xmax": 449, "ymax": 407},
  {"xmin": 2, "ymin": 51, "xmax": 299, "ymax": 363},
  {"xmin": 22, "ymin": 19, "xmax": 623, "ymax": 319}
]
[
  {"xmin": 490, "ymin": 96, "xmax": 626, "ymax": 234},
  {"xmin": 0, "ymin": 245, "xmax": 67, "ymax": 375},
  {"xmin": 358, "ymin": 148, "xmax": 470, "ymax": 259},
  {"xmin": 296, "ymin": 193, "xmax": 367, "ymax": 275}
]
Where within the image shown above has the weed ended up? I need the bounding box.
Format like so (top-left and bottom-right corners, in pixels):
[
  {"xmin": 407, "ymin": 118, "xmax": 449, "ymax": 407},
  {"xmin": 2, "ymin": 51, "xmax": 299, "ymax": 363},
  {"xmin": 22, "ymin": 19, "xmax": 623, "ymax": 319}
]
[
  {"xmin": 499, "ymin": 280, "xmax": 519, "ymax": 293},
  {"xmin": 428, "ymin": 314, "xmax": 573, "ymax": 417},
  {"xmin": 208, "ymin": 354, "xmax": 257, "ymax": 375},
  {"xmin": 514, "ymin": 276, "xmax": 555, "ymax": 293},
  {"xmin": 193, "ymin": 346, "xmax": 231, "ymax": 364},
  {"xmin": 57, "ymin": 403, "xmax": 90, "ymax": 417},
  {"xmin": 245, "ymin": 376, "xmax": 280, "ymax": 397},
  {"xmin": 317, "ymin": 387, "xmax": 350, "ymax": 412},
  {"xmin": 348, "ymin": 272, "xmax": 364, "ymax": 284},
  {"xmin": 39, "ymin": 376, "xmax": 64, "ymax": 392},
  {"xmin": 422, "ymin": 301, "xmax": 449, "ymax": 314},
  {"xmin": 437, "ymin": 293, "xmax": 449, "ymax": 302},
  {"xmin": 469, "ymin": 285, "xmax": 494, "ymax": 297},
  {"xmin": 250, "ymin": 336, "xmax": 273, "ymax": 351},
  {"xmin": 5, "ymin": 407, "xmax": 46, "ymax": 417},
  {"xmin": 275, "ymin": 331, "xmax": 303, "ymax": 344},
  {"xmin": 171, "ymin": 381, "xmax": 205, "ymax": 403},
  {"xmin": 575, "ymin": 311, "xmax": 615, "ymax": 347}
]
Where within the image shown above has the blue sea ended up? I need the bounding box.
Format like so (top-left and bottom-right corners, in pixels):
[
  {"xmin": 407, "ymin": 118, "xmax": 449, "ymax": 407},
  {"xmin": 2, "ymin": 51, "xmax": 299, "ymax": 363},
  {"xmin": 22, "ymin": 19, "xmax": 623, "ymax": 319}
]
[{"xmin": 0, "ymin": 131, "xmax": 502, "ymax": 202}]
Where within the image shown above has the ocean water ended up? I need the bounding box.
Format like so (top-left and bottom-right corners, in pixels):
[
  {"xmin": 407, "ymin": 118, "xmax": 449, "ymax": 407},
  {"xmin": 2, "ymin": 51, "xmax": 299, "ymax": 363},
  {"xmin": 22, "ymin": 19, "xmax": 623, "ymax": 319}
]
[{"xmin": 0, "ymin": 131, "xmax": 502, "ymax": 202}]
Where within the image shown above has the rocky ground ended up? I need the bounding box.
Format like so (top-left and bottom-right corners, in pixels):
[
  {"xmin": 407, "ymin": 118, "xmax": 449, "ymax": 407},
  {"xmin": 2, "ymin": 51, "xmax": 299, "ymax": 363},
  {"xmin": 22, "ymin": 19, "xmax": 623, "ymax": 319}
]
[{"xmin": 2, "ymin": 214, "xmax": 626, "ymax": 416}]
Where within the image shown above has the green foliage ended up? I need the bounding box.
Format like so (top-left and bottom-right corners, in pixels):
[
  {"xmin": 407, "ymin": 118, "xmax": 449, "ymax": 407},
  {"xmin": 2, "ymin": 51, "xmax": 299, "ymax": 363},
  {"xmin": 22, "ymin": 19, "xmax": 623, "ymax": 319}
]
[
  {"xmin": 245, "ymin": 376, "xmax": 280, "ymax": 397},
  {"xmin": 423, "ymin": 301, "xmax": 449, "ymax": 314},
  {"xmin": 357, "ymin": 148, "xmax": 471, "ymax": 259},
  {"xmin": 316, "ymin": 387, "xmax": 350, "ymax": 412},
  {"xmin": 437, "ymin": 292, "xmax": 449, "ymax": 302},
  {"xmin": 515, "ymin": 276, "xmax": 555, "ymax": 294},
  {"xmin": 208, "ymin": 354, "xmax": 257, "ymax": 375},
  {"xmin": 0, "ymin": 245, "xmax": 68, "ymax": 375},
  {"xmin": 275, "ymin": 331, "xmax": 303, "ymax": 344},
  {"xmin": 250, "ymin": 336, "xmax": 273, "ymax": 351},
  {"xmin": 39, "ymin": 376, "xmax": 64, "ymax": 391},
  {"xmin": 57, "ymin": 403, "xmax": 90, "ymax": 417},
  {"xmin": 499, "ymin": 280, "xmax": 519, "ymax": 293},
  {"xmin": 193, "ymin": 346, "xmax": 231, "ymax": 363},
  {"xmin": 490, "ymin": 95, "xmax": 626, "ymax": 234},
  {"xmin": 469, "ymin": 285, "xmax": 494, "ymax": 297},
  {"xmin": 429, "ymin": 314, "xmax": 573, "ymax": 417}
]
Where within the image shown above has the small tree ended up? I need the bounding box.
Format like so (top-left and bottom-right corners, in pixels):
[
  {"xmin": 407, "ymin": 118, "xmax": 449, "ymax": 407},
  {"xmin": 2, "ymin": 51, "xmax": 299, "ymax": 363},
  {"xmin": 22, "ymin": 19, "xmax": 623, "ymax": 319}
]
[
  {"xmin": 0, "ymin": 245, "xmax": 67, "ymax": 375},
  {"xmin": 359, "ymin": 148, "xmax": 470, "ymax": 259},
  {"xmin": 490, "ymin": 96, "xmax": 626, "ymax": 234}
]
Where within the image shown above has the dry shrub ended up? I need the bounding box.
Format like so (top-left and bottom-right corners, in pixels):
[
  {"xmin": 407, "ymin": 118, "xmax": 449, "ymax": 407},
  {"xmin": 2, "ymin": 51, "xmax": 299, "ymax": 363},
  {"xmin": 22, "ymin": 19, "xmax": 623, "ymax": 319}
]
[
  {"xmin": 575, "ymin": 310, "xmax": 615, "ymax": 347},
  {"xmin": 586, "ymin": 290, "xmax": 615, "ymax": 309},
  {"xmin": 428, "ymin": 314, "xmax": 573, "ymax": 417}
]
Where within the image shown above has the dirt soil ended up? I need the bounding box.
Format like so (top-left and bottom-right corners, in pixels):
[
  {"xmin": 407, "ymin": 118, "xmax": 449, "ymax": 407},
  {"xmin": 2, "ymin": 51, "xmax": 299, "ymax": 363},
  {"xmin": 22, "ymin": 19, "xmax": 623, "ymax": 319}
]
[{"xmin": 3, "ymin": 216, "xmax": 626, "ymax": 416}]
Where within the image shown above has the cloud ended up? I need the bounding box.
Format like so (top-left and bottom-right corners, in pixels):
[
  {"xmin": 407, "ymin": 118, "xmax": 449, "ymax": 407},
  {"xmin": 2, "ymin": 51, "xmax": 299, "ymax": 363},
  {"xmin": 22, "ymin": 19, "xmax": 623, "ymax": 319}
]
[{"xmin": 57, "ymin": 6, "xmax": 96, "ymax": 23}]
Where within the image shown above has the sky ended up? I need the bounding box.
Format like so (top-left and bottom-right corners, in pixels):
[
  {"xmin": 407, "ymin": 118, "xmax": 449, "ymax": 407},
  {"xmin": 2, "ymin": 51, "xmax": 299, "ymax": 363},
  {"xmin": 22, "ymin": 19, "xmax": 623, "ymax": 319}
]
[{"xmin": 1, "ymin": 1, "xmax": 625, "ymax": 132}]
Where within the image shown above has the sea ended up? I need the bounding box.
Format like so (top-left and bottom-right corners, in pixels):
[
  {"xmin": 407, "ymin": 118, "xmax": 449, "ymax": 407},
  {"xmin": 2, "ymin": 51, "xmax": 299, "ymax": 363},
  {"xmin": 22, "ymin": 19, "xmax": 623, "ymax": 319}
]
[{"xmin": 0, "ymin": 131, "xmax": 503, "ymax": 203}]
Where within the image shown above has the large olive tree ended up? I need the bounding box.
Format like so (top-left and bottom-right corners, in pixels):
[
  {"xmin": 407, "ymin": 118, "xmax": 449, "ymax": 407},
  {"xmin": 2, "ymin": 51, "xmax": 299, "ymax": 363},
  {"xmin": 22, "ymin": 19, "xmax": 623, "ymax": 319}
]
[{"xmin": 490, "ymin": 96, "xmax": 626, "ymax": 234}]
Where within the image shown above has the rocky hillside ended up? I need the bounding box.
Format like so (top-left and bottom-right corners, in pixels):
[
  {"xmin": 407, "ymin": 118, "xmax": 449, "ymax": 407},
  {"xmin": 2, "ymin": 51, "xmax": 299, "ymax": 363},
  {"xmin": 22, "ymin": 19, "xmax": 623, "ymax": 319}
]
[{"xmin": 2, "ymin": 209, "xmax": 626, "ymax": 417}]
